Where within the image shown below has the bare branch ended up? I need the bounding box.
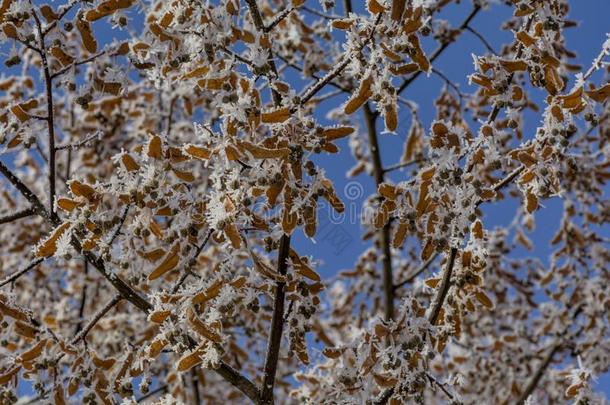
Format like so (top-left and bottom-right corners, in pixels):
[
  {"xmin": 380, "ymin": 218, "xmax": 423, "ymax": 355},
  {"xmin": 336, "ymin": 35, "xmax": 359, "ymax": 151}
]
[
  {"xmin": 51, "ymin": 51, "xmax": 106, "ymax": 79},
  {"xmin": 394, "ymin": 253, "xmax": 439, "ymax": 290},
  {"xmin": 427, "ymin": 248, "xmax": 457, "ymax": 325},
  {"xmin": 465, "ymin": 25, "xmax": 498, "ymax": 55},
  {"xmin": 300, "ymin": 6, "xmax": 340, "ymax": 20},
  {"xmin": 29, "ymin": 1, "xmax": 57, "ymax": 215},
  {"xmin": 71, "ymin": 294, "xmax": 122, "ymax": 345},
  {"xmin": 260, "ymin": 234, "xmax": 290, "ymax": 403},
  {"xmin": 0, "ymin": 258, "xmax": 45, "ymax": 288},
  {"xmin": 383, "ymin": 157, "xmax": 423, "ymax": 174},
  {"xmin": 0, "ymin": 207, "xmax": 35, "ymax": 225},
  {"xmin": 0, "ymin": 160, "xmax": 50, "ymax": 222}
]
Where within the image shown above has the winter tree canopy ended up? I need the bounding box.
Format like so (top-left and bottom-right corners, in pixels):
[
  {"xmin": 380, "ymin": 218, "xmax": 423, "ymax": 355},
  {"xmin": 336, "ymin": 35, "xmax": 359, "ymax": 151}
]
[{"xmin": 0, "ymin": 0, "xmax": 609, "ymax": 403}]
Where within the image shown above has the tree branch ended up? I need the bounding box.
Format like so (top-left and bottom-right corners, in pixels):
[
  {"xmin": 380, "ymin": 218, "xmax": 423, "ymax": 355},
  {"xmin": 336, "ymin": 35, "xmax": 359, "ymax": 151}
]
[
  {"xmin": 51, "ymin": 51, "xmax": 106, "ymax": 79},
  {"xmin": 363, "ymin": 104, "xmax": 395, "ymax": 321},
  {"xmin": 397, "ymin": 5, "xmax": 481, "ymax": 95},
  {"xmin": 0, "ymin": 207, "xmax": 35, "ymax": 225},
  {"xmin": 516, "ymin": 342, "xmax": 561, "ymax": 404},
  {"xmin": 0, "ymin": 161, "xmax": 50, "ymax": 222},
  {"xmin": 265, "ymin": 6, "xmax": 295, "ymax": 33},
  {"xmin": 55, "ymin": 131, "xmax": 100, "ymax": 151},
  {"xmin": 0, "ymin": 258, "xmax": 45, "ymax": 288},
  {"xmin": 300, "ymin": 13, "xmax": 382, "ymax": 106},
  {"xmin": 260, "ymin": 234, "xmax": 290, "ymax": 404},
  {"xmin": 71, "ymin": 294, "xmax": 121, "ymax": 344},
  {"xmin": 393, "ymin": 252, "xmax": 439, "ymax": 290},
  {"xmin": 29, "ymin": 2, "xmax": 57, "ymax": 215},
  {"xmin": 465, "ymin": 25, "xmax": 498, "ymax": 55},
  {"xmin": 427, "ymin": 248, "xmax": 457, "ymax": 324}
]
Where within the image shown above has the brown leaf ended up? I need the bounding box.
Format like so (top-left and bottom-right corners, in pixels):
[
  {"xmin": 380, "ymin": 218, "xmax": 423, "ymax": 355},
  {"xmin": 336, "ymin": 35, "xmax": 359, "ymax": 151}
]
[
  {"xmin": 238, "ymin": 140, "xmax": 290, "ymax": 159},
  {"xmin": 37, "ymin": 222, "xmax": 71, "ymax": 257},
  {"xmin": 76, "ymin": 14, "xmax": 98, "ymax": 53},
  {"xmin": 344, "ymin": 76, "xmax": 373, "ymax": 114},
  {"xmin": 322, "ymin": 126, "xmax": 354, "ymax": 141},
  {"xmin": 367, "ymin": 0, "xmax": 385, "ymax": 14},
  {"xmin": 184, "ymin": 144, "xmax": 211, "ymax": 160},
  {"xmin": 393, "ymin": 222, "xmax": 408, "ymax": 248},
  {"xmin": 289, "ymin": 249, "xmax": 321, "ymax": 282},
  {"xmin": 85, "ymin": 0, "xmax": 135, "ymax": 21},
  {"xmin": 224, "ymin": 222, "xmax": 242, "ymax": 248},
  {"xmin": 0, "ymin": 366, "xmax": 21, "ymax": 386},
  {"xmin": 56, "ymin": 198, "xmax": 82, "ymax": 212},
  {"xmin": 586, "ymin": 83, "xmax": 610, "ymax": 103},
  {"xmin": 261, "ymin": 107, "xmax": 291, "ymax": 123},
  {"xmin": 147, "ymin": 135, "xmax": 163, "ymax": 159},
  {"xmin": 18, "ymin": 339, "xmax": 47, "ymax": 363},
  {"xmin": 384, "ymin": 102, "xmax": 398, "ymax": 132},
  {"xmin": 177, "ymin": 345, "xmax": 206, "ymax": 372},
  {"xmin": 187, "ymin": 307, "xmax": 222, "ymax": 343},
  {"xmin": 148, "ymin": 243, "xmax": 180, "ymax": 280},
  {"xmin": 474, "ymin": 290, "xmax": 493, "ymax": 309},
  {"xmin": 391, "ymin": 0, "xmax": 406, "ymax": 21},
  {"xmin": 526, "ymin": 192, "xmax": 538, "ymax": 213},
  {"xmin": 120, "ymin": 153, "xmax": 139, "ymax": 171}
]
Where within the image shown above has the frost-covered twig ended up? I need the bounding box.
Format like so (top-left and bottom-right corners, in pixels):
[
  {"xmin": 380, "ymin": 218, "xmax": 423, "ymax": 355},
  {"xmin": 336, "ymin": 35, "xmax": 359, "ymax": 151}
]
[
  {"xmin": 300, "ymin": 13, "xmax": 383, "ymax": 105},
  {"xmin": 55, "ymin": 132, "xmax": 101, "ymax": 151}
]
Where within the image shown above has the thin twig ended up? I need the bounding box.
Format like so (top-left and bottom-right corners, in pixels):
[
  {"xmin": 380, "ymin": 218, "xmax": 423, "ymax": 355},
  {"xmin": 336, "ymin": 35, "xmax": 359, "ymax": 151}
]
[
  {"xmin": 55, "ymin": 131, "xmax": 100, "ymax": 151},
  {"xmin": 516, "ymin": 305, "xmax": 584, "ymax": 404},
  {"xmin": 136, "ymin": 385, "xmax": 168, "ymax": 402},
  {"xmin": 71, "ymin": 294, "xmax": 121, "ymax": 344},
  {"xmin": 394, "ymin": 253, "xmax": 439, "ymax": 290},
  {"xmin": 397, "ymin": 5, "xmax": 482, "ymax": 95},
  {"xmin": 465, "ymin": 25, "xmax": 498, "ymax": 55},
  {"xmin": 300, "ymin": 5, "xmax": 340, "ymax": 20},
  {"xmin": 109, "ymin": 205, "xmax": 130, "ymax": 245},
  {"xmin": 0, "ymin": 207, "xmax": 35, "ymax": 225},
  {"xmin": 486, "ymin": 15, "xmax": 534, "ymax": 123},
  {"xmin": 0, "ymin": 161, "xmax": 50, "ymax": 222},
  {"xmin": 427, "ymin": 372, "xmax": 454, "ymax": 400},
  {"xmin": 74, "ymin": 260, "xmax": 89, "ymax": 334},
  {"xmin": 275, "ymin": 53, "xmax": 352, "ymax": 93},
  {"xmin": 300, "ymin": 14, "xmax": 382, "ymax": 106},
  {"xmin": 171, "ymin": 230, "xmax": 213, "ymax": 294},
  {"xmin": 265, "ymin": 6, "xmax": 295, "ymax": 32},
  {"xmin": 432, "ymin": 68, "xmax": 466, "ymax": 105},
  {"xmin": 383, "ymin": 157, "xmax": 423, "ymax": 174},
  {"xmin": 51, "ymin": 51, "xmax": 106, "ymax": 79},
  {"xmin": 42, "ymin": 1, "xmax": 77, "ymax": 36},
  {"xmin": 0, "ymin": 258, "xmax": 44, "ymax": 288}
]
